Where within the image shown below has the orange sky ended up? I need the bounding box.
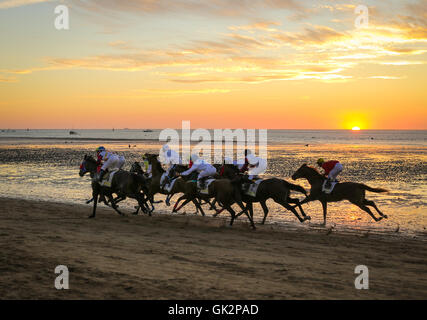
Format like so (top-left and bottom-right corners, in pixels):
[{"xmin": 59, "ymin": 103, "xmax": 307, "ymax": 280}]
[{"xmin": 0, "ymin": 0, "xmax": 426, "ymax": 129}]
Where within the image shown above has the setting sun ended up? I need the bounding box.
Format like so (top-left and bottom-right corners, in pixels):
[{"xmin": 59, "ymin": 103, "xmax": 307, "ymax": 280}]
[{"xmin": 352, "ymin": 126, "xmax": 361, "ymax": 131}]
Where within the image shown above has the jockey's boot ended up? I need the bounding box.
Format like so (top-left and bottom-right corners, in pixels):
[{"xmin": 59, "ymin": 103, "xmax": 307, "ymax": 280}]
[
  {"xmin": 98, "ymin": 169, "xmax": 106, "ymax": 182},
  {"xmin": 325, "ymin": 178, "xmax": 332, "ymax": 189},
  {"xmin": 199, "ymin": 177, "xmax": 208, "ymax": 189},
  {"xmin": 99, "ymin": 191, "xmax": 107, "ymax": 204}
]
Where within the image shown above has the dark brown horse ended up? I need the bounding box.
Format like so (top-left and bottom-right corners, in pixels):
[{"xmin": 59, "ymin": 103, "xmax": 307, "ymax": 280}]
[
  {"xmin": 172, "ymin": 176, "xmax": 256, "ymax": 229},
  {"xmin": 232, "ymin": 175, "xmax": 310, "ymax": 224},
  {"xmin": 291, "ymin": 164, "xmax": 389, "ymax": 225},
  {"xmin": 79, "ymin": 155, "xmax": 150, "ymax": 218},
  {"xmin": 213, "ymin": 164, "xmax": 309, "ymax": 224},
  {"xmin": 142, "ymin": 154, "xmax": 205, "ymax": 214}
]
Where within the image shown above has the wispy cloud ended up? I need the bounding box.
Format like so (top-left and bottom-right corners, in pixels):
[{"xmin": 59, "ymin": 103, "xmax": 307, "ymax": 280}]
[{"xmin": 0, "ymin": 0, "xmax": 54, "ymax": 9}]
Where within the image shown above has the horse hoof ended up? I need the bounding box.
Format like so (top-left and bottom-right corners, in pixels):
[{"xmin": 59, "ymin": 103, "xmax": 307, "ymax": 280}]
[
  {"xmin": 384, "ymin": 215, "xmax": 388, "ymax": 219},
  {"xmin": 304, "ymin": 216, "xmax": 311, "ymax": 221}
]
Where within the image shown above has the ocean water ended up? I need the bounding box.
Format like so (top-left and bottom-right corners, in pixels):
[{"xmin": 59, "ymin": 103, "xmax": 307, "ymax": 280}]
[
  {"xmin": 0, "ymin": 129, "xmax": 426, "ymax": 238},
  {"xmin": 0, "ymin": 129, "xmax": 426, "ymax": 145}
]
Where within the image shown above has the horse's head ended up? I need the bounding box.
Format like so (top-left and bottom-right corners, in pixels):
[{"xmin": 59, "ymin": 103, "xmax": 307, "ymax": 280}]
[
  {"xmin": 292, "ymin": 164, "xmax": 309, "ymax": 180},
  {"xmin": 144, "ymin": 153, "xmax": 163, "ymax": 173},
  {"xmin": 79, "ymin": 155, "xmax": 98, "ymax": 177},
  {"xmin": 222, "ymin": 164, "xmax": 240, "ymax": 179},
  {"xmin": 130, "ymin": 161, "xmax": 144, "ymax": 175},
  {"xmin": 292, "ymin": 163, "xmax": 322, "ymax": 180}
]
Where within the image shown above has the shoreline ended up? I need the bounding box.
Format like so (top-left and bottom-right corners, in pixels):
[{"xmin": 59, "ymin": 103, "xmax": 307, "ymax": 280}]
[{"xmin": 1, "ymin": 197, "xmax": 426, "ymax": 299}]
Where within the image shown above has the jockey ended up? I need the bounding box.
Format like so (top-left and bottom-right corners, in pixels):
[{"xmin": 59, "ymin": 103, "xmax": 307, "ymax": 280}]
[
  {"xmin": 180, "ymin": 154, "xmax": 216, "ymax": 189},
  {"xmin": 247, "ymin": 153, "xmax": 267, "ymax": 180},
  {"xmin": 96, "ymin": 146, "xmax": 125, "ymax": 181},
  {"xmin": 142, "ymin": 155, "xmax": 152, "ymax": 178},
  {"xmin": 317, "ymin": 158, "xmax": 343, "ymax": 188},
  {"xmin": 159, "ymin": 144, "xmax": 181, "ymax": 187},
  {"xmin": 240, "ymin": 149, "xmax": 251, "ymax": 173},
  {"xmin": 221, "ymin": 149, "xmax": 251, "ymax": 175}
]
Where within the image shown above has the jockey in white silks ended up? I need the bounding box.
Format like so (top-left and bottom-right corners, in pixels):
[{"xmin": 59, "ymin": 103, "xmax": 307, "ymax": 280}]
[
  {"xmin": 246, "ymin": 153, "xmax": 267, "ymax": 180},
  {"xmin": 180, "ymin": 154, "xmax": 216, "ymax": 188},
  {"xmin": 96, "ymin": 146, "xmax": 125, "ymax": 181},
  {"xmin": 159, "ymin": 144, "xmax": 181, "ymax": 186}
]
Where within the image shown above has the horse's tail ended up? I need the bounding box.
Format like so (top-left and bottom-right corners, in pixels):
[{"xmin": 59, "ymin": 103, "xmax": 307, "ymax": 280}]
[
  {"xmin": 283, "ymin": 180, "xmax": 307, "ymax": 195},
  {"xmin": 360, "ymin": 184, "xmax": 388, "ymax": 193}
]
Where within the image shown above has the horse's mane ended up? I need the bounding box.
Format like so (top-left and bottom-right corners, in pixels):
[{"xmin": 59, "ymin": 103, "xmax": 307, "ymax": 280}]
[
  {"xmin": 302, "ymin": 164, "xmax": 323, "ymax": 177},
  {"xmin": 150, "ymin": 156, "xmax": 164, "ymax": 173},
  {"xmin": 84, "ymin": 155, "xmax": 97, "ymax": 163}
]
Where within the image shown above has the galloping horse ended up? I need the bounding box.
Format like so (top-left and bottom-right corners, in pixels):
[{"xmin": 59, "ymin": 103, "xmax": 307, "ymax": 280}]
[
  {"xmin": 292, "ymin": 164, "xmax": 389, "ymax": 225},
  {"xmin": 232, "ymin": 175, "xmax": 310, "ymax": 224},
  {"xmin": 172, "ymin": 175, "xmax": 256, "ymax": 229},
  {"xmin": 79, "ymin": 155, "xmax": 150, "ymax": 218},
  {"xmin": 141, "ymin": 154, "xmax": 205, "ymax": 214},
  {"xmin": 214, "ymin": 165, "xmax": 309, "ymax": 224}
]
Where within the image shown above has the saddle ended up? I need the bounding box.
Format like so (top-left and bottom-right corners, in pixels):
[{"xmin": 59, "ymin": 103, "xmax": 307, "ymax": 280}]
[
  {"xmin": 98, "ymin": 169, "xmax": 119, "ymax": 187},
  {"xmin": 197, "ymin": 178, "xmax": 215, "ymax": 194},
  {"xmin": 322, "ymin": 179, "xmax": 338, "ymax": 194},
  {"xmin": 243, "ymin": 178, "xmax": 263, "ymax": 197}
]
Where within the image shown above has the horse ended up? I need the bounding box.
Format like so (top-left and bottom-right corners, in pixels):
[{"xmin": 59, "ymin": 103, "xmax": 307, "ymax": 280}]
[
  {"xmin": 211, "ymin": 163, "xmax": 309, "ymax": 224},
  {"xmin": 291, "ymin": 164, "xmax": 389, "ymax": 225},
  {"xmin": 172, "ymin": 173, "xmax": 256, "ymax": 229},
  {"xmin": 231, "ymin": 175, "xmax": 310, "ymax": 224},
  {"xmin": 141, "ymin": 154, "xmax": 205, "ymax": 214},
  {"xmin": 79, "ymin": 155, "xmax": 150, "ymax": 218}
]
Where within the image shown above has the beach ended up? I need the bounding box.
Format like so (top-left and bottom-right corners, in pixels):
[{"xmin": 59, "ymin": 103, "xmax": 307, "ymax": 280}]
[{"xmin": 1, "ymin": 197, "xmax": 426, "ymax": 300}]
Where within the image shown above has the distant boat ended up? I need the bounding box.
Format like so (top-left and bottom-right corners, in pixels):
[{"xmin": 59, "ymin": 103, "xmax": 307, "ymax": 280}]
[
  {"xmin": 69, "ymin": 131, "xmax": 78, "ymax": 135},
  {"xmin": 143, "ymin": 129, "xmax": 153, "ymax": 132}
]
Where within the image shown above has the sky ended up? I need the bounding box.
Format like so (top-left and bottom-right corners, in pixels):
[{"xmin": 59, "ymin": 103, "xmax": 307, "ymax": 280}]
[{"xmin": 0, "ymin": 0, "xmax": 426, "ymax": 129}]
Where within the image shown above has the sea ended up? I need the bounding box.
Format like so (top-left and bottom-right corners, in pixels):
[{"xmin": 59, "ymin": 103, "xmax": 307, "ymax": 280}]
[{"xmin": 0, "ymin": 129, "xmax": 426, "ymax": 238}]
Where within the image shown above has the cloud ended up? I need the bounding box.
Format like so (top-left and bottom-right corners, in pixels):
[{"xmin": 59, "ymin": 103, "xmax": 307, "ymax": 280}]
[
  {"xmin": 369, "ymin": 76, "xmax": 405, "ymax": 80},
  {"xmin": 0, "ymin": 0, "xmax": 54, "ymax": 9},
  {"xmin": 274, "ymin": 25, "xmax": 347, "ymax": 46},
  {"xmin": 67, "ymin": 0, "xmax": 307, "ymax": 17},
  {"xmin": 229, "ymin": 21, "xmax": 281, "ymax": 32},
  {"xmin": 0, "ymin": 77, "xmax": 17, "ymax": 82}
]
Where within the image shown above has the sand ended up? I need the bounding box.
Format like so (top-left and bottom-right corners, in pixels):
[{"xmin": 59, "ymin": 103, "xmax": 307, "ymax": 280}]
[{"xmin": 0, "ymin": 197, "xmax": 426, "ymax": 300}]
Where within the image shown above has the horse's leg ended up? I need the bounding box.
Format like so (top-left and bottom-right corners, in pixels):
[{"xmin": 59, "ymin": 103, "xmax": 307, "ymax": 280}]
[
  {"xmin": 209, "ymin": 199, "xmax": 217, "ymax": 210},
  {"xmin": 89, "ymin": 190, "xmax": 98, "ymax": 219},
  {"xmin": 288, "ymin": 197, "xmax": 311, "ymax": 221},
  {"xmin": 364, "ymin": 199, "xmax": 388, "ymax": 219},
  {"xmin": 174, "ymin": 197, "xmax": 192, "ymax": 213},
  {"xmin": 352, "ymin": 201, "xmax": 382, "ymax": 222},
  {"xmin": 165, "ymin": 193, "xmax": 173, "ymax": 206},
  {"xmin": 274, "ymin": 198, "xmax": 304, "ymax": 222},
  {"xmin": 136, "ymin": 194, "xmax": 151, "ymax": 216},
  {"xmin": 225, "ymin": 206, "xmax": 236, "ymax": 227},
  {"xmin": 298, "ymin": 194, "xmax": 315, "ymax": 206},
  {"xmin": 86, "ymin": 197, "xmax": 94, "ymax": 204},
  {"xmin": 236, "ymin": 200, "xmax": 256, "ymax": 229},
  {"xmin": 173, "ymin": 195, "xmax": 187, "ymax": 213},
  {"xmin": 235, "ymin": 202, "xmax": 249, "ymax": 218},
  {"xmin": 321, "ymin": 200, "xmax": 328, "ymax": 226},
  {"xmin": 108, "ymin": 194, "xmax": 124, "ymax": 216},
  {"xmin": 260, "ymin": 201, "xmax": 269, "ymax": 224},
  {"xmin": 193, "ymin": 198, "xmax": 205, "ymax": 216}
]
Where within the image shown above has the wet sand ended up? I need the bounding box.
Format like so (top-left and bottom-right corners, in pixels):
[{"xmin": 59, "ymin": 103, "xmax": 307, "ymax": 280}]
[{"xmin": 0, "ymin": 197, "xmax": 426, "ymax": 300}]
